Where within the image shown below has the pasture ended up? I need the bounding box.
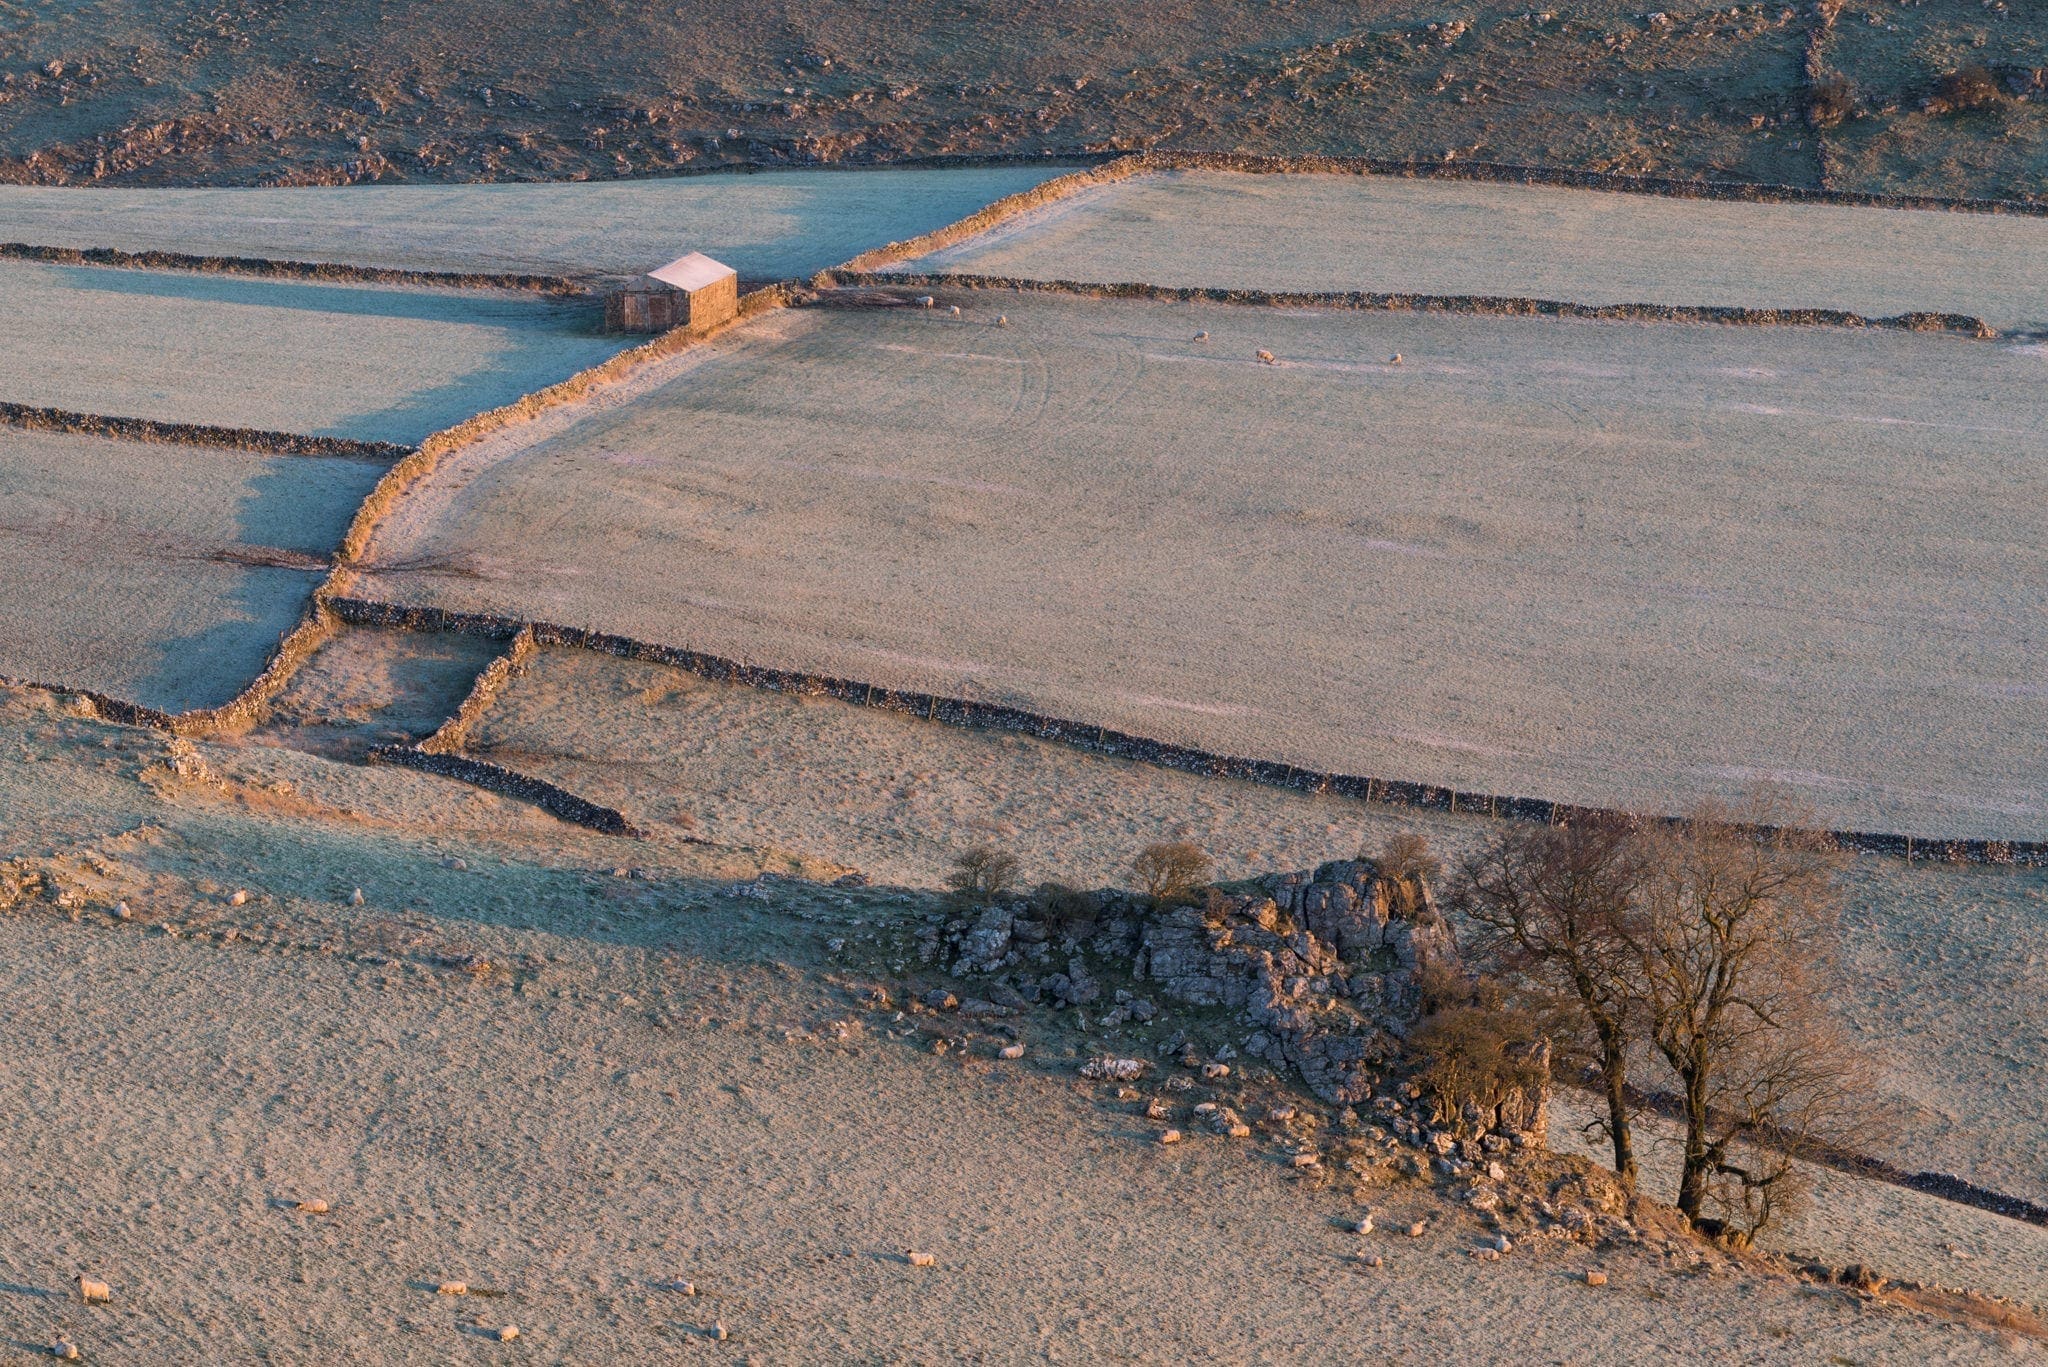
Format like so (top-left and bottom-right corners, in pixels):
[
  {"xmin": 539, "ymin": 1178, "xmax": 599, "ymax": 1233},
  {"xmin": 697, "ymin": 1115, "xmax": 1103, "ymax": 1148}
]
[
  {"xmin": 0, "ymin": 427, "xmax": 381, "ymax": 711},
  {"xmin": 469, "ymin": 643, "xmax": 2048, "ymax": 1215},
  {"xmin": 0, "ymin": 167, "xmax": 1068, "ymax": 281},
  {"xmin": 901, "ymin": 170, "xmax": 2048, "ymax": 328},
  {"xmin": 363, "ymin": 291, "xmax": 2048, "ymax": 841},
  {"xmin": 0, "ymin": 260, "xmax": 622, "ymax": 444}
]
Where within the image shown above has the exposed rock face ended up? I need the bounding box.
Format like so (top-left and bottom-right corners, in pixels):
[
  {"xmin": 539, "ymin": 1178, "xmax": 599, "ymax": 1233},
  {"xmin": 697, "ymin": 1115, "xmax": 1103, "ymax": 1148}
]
[
  {"xmin": 935, "ymin": 857, "xmax": 1544, "ymax": 1145},
  {"xmin": 1134, "ymin": 859, "xmax": 1463, "ymax": 1107}
]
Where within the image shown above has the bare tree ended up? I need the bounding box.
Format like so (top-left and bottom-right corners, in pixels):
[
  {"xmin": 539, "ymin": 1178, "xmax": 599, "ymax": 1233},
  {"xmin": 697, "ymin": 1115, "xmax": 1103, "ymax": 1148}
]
[
  {"xmin": 1452, "ymin": 817, "xmax": 1649, "ymax": 1191},
  {"xmin": 1133, "ymin": 841, "xmax": 1212, "ymax": 906},
  {"xmin": 948, "ymin": 845, "xmax": 1020, "ymax": 904},
  {"xmin": 1630, "ymin": 790, "xmax": 1870, "ymax": 1231}
]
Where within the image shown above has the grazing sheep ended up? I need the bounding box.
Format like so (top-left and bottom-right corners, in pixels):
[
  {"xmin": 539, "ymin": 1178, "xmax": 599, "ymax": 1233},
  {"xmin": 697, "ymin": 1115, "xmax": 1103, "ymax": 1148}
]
[
  {"xmin": 1256, "ymin": 349, "xmax": 1276, "ymax": 364},
  {"xmin": 76, "ymin": 1276, "xmax": 111, "ymax": 1304}
]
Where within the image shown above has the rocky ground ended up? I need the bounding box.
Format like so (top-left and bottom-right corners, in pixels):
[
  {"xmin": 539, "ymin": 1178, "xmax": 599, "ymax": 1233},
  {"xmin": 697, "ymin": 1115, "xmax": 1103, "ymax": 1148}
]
[
  {"xmin": 0, "ymin": 680, "xmax": 2041, "ymax": 1360},
  {"xmin": 0, "ymin": 0, "xmax": 2041, "ymax": 200}
]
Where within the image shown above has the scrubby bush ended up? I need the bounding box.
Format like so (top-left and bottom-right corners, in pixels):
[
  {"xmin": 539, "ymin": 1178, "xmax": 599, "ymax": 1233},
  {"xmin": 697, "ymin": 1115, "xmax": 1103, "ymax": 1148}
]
[
  {"xmin": 1411, "ymin": 1000, "xmax": 1550, "ymax": 1138},
  {"xmin": 1028, "ymin": 880, "xmax": 1098, "ymax": 939},
  {"xmin": 1375, "ymin": 832, "xmax": 1440, "ymax": 918},
  {"xmin": 1931, "ymin": 63, "xmax": 2000, "ymax": 113},
  {"xmin": 1808, "ymin": 74, "xmax": 1855, "ymax": 128},
  {"xmin": 1132, "ymin": 841, "xmax": 1212, "ymax": 905},
  {"xmin": 947, "ymin": 845, "xmax": 1020, "ymax": 904}
]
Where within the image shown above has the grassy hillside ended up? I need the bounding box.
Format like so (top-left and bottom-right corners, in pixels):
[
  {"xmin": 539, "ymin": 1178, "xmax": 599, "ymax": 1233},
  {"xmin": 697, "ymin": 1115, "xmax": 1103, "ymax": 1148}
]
[{"xmin": 0, "ymin": 0, "xmax": 2038, "ymax": 199}]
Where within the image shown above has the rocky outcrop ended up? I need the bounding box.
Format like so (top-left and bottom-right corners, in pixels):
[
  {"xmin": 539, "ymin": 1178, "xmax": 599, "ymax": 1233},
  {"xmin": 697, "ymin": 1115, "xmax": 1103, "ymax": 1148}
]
[{"xmin": 932, "ymin": 857, "xmax": 1542, "ymax": 1147}]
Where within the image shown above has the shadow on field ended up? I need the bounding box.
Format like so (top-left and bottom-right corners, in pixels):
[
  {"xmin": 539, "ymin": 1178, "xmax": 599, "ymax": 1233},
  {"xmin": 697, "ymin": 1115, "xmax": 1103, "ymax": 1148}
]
[{"xmin": 53, "ymin": 262, "xmax": 607, "ymax": 331}]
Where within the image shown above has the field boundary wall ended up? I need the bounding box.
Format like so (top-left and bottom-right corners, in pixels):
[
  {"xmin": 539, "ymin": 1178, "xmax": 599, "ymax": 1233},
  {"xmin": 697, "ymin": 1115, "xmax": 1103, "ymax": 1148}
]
[
  {"xmin": 831, "ymin": 273, "xmax": 1996, "ymax": 338},
  {"xmin": 323, "ymin": 595, "xmax": 2047, "ymax": 868},
  {"xmin": 831, "ymin": 155, "xmax": 1152, "ymax": 274},
  {"xmin": 0, "ymin": 401, "xmax": 415, "ymax": 461},
  {"xmin": 364, "ymin": 745, "xmax": 639, "ymax": 836},
  {"xmin": 1129, "ymin": 150, "xmax": 2048, "ymax": 217},
  {"xmin": 0, "ymin": 240, "xmax": 593, "ymax": 294},
  {"xmin": 418, "ymin": 626, "xmax": 536, "ymax": 756},
  {"xmin": 331, "ymin": 282, "xmax": 788, "ymax": 565}
]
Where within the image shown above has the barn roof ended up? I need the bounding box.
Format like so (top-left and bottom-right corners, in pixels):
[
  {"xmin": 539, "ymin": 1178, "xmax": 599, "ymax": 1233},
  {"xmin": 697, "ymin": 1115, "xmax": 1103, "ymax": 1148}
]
[{"xmin": 644, "ymin": 251, "xmax": 737, "ymax": 292}]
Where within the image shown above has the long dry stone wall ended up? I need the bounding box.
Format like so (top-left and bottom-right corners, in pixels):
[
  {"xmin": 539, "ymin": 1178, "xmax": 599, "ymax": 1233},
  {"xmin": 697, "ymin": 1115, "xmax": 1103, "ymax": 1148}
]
[
  {"xmin": 324, "ymin": 596, "xmax": 2046, "ymax": 867},
  {"xmin": 0, "ymin": 240, "xmax": 591, "ymax": 294},
  {"xmin": 1134, "ymin": 150, "xmax": 2048, "ymax": 217},
  {"xmin": 0, "ymin": 401, "xmax": 414, "ymax": 461},
  {"xmin": 365, "ymin": 745, "xmax": 638, "ymax": 836},
  {"xmin": 832, "ymin": 272, "xmax": 1996, "ymax": 338}
]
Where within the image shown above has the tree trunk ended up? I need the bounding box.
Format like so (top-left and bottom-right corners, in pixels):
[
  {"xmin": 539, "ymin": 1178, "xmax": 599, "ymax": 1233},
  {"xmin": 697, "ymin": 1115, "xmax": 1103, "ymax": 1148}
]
[
  {"xmin": 1599, "ymin": 1028, "xmax": 1638, "ymax": 1192},
  {"xmin": 1675, "ymin": 1071, "xmax": 1712, "ymax": 1220}
]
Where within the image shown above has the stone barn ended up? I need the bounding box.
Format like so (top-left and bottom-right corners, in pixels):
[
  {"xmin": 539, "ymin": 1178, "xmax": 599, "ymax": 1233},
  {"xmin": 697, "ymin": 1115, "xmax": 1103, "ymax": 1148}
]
[{"xmin": 606, "ymin": 251, "xmax": 740, "ymax": 334}]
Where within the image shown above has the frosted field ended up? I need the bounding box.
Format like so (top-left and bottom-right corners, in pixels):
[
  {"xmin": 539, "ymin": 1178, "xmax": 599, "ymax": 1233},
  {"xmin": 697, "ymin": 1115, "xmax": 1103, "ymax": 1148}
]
[
  {"xmin": 0, "ymin": 166, "xmax": 1067, "ymax": 281},
  {"xmin": 0, "ymin": 260, "xmax": 621, "ymax": 444},
  {"xmin": 471, "ymin": 645, "xmax": 2048, "ymax": 1208},
  {"xmin": 902, "ymin": 170, "xmax": 2048, "ymax": 328},
  {"xmin": 0, "ymin": 427, "xmax": 382, "ymax": 711},
  {"xmin": 363, "ymin": 292, "xmax": 2048, "ymax": 840}
]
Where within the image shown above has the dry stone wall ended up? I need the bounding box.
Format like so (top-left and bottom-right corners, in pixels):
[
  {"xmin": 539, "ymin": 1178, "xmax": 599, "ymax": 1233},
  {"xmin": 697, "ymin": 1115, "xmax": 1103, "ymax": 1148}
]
[
  {"xmin": 0, "ymin": 240, "xmax": 590, "ymax": 294},
  {"xmin": 840, "ymin": 273, "xmax": 1996, "ymax": 338},
  {"xmin": 325, "ymin": 596, "xmax": 2044, "ymax": 866}
]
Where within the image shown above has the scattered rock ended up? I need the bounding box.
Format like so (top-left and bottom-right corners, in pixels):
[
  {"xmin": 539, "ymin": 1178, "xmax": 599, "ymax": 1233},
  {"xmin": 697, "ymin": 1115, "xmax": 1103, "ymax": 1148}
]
[
  {"xmin": 659, "ymin": 1279, "xmax": 697, "ymax": 1295},
  {"xmin": 923, "ymin": 989, "xmax": 959, "ymax": 1012},
  {"xmin": 1839, "ymin": 1264, "xmax": 1885, "ymax": 1293},
  {"xmin": 1269, "ymin": 1105, "xmax": 1296, "ymax": 1123},
  {"xmin": 1145, "ymin": 1098, "xmax": 1171, "ymax": 1120},
  {"xmin": 1079, "ymin": 1056, "xmax": 1147, "ymax": 1082},
  {"xmin": 1290, "ymin": 1153, "xmax": 1320, "ymax": 1169}
]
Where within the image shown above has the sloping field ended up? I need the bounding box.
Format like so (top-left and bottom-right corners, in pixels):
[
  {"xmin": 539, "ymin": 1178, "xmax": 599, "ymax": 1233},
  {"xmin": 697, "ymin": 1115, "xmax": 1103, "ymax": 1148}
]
[
  {"xmin": 0, "ymin": 260, "xmax": 621, "ymax": 445},
  {"xmin": 469, "ymin": 645, "xmax": 2048, "ymax": 1210},
  {"xmin": 901, "ymin": 170, "xmax": 2048, "ymax": 328},
  {"xmin": 0, "ymin": 427, "xmax": 381, "ymax": 711},
  {"xmin": 363, "ymin": 293, "xmax": 2048, "ymax": 841},
  {"xmin": 0, "ymin": 692, "xmax": 2022, "ymax": 1360},
  {"xmin": 0, "ymin": 167, "xmax": 1066, "ymax": 281}
]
